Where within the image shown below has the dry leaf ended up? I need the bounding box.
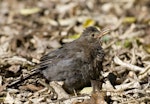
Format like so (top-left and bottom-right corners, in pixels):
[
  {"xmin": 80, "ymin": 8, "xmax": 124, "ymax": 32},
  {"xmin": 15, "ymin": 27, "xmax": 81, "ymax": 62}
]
[
  {"xmin": 20, "ymin": 8, "xmax": 41, "ymax": 15},
  {"xmin": 19, "ymin": 84, "xmax": 43, "ymax": 92},
  {"xmin": 0, "ymin": 84, "xmax": 7, "ymax": 93},
  {"xmin": 8, "ymin": 65, "xmax": 20, "ymax": 73},
  {"xmin": 4, "ymin": 93, "xmax": 14, "ymax": 104},
  {"xmin": 80, "ymin": 87, "xmax": 92, "ymax": 94}
]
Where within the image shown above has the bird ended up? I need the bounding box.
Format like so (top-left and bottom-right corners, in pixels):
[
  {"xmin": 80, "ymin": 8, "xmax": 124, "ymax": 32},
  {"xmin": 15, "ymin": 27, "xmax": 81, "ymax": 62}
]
[{"xmin": 8, "ymin": 26, "xmax": 110, "ymax": 93}]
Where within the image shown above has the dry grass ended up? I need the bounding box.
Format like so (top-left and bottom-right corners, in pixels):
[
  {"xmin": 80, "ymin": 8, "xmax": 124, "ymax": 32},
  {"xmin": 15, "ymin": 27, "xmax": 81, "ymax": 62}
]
[{"xmin": 0, "ymin": 0, "xmax": 149, "ymax": 103}]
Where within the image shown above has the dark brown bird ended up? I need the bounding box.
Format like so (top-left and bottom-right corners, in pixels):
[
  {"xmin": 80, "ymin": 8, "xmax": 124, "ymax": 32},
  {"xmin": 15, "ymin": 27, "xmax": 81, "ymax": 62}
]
[
  {"xmin": 8, "ymin": 26, "xmax": 109, "ymax": 93},
  {"xmin": 39, "ymin": 26, "xmax": 105, "ymax": 92}
]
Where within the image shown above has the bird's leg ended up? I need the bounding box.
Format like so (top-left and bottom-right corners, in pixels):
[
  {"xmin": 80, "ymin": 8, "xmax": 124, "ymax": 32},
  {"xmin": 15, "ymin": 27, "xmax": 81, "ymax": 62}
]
[{"xmin": 91, "ymin": 79, "xmax": 103, "ymax": 93}]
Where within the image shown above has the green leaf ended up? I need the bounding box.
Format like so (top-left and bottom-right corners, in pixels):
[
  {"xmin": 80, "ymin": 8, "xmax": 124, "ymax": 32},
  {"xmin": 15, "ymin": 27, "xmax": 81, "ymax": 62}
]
[
  {"xmin": 83, "ymin": 18, "xmax": 95, "ymax": 27},
  {"xmin": 101, "ymin": 35, "xmax": 110, "ymax": 42},
  {"xmin": 124, "ymin": 39, "xmax": 132, "ymax": 48},
  {"xmin": 144, "ymin": 44, "xmax": 150, "ymax": 53},
  {"xmin": 20, "ymin": 8, "xmax": 41, "ymax": 15},
  {"xmin": 123, "ymin": 17, "xmax": 136, "ymax": 23},
  {"xmin": 79, "ymin": 87, "xmax": 92, "ymax": 94},
  {"xmin": 115, "ymin": 41, "xmax": 121, "ymax": 46},
  {"xmin": 68, "ymin": 33, "xmax": 80, "ymax": 39}
]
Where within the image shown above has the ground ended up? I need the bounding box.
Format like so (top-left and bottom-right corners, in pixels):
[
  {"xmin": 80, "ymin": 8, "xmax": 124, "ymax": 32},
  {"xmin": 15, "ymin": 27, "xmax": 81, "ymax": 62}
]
[{"xmin": 0, "ymin": 0, "xmax": 150, "ymax": 104}]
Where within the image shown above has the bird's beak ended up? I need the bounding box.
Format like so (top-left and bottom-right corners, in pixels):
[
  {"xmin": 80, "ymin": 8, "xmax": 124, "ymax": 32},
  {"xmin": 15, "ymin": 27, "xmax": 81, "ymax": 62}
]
[{"xmin": 96, "ymin": 26, "xmax": 112, "ymax": 38}]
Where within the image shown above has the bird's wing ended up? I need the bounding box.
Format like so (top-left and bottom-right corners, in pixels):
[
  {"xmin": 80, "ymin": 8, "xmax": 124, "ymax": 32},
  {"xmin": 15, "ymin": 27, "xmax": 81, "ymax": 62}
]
[
  {"xmin": 40, "ymin": 47, "xmax": 63, "ymax": 61},
  {"xmin": 37, "ymin": 48, "xmax": 66, "ymax": 68},
  {"xmin": 39, "ymin": 39, "xmax": 88, "ymax": 63},
  {"xmin": 36, "ymin": 42, "xmax": 83, "ymax": 69},
  {"xmin": 38, "ymin": 42, "xmax": 92, "ymax": 81},
  {"xmin": 40, "ymin": 42, "xmax": 78, "ymax": 61}
]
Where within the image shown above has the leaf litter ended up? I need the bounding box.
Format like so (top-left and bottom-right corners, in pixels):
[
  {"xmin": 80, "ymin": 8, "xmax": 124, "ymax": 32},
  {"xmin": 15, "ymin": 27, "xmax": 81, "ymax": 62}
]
[{"xmin": 0, "ymin": 0, "xmax": 149, "ymax": 104}]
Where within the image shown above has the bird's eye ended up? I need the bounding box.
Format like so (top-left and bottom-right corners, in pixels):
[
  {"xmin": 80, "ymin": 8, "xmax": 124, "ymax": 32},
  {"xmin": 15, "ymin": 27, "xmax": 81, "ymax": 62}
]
[{"xmin": 91, "ymin": 33, "xmax": 95, "ymax": 37}]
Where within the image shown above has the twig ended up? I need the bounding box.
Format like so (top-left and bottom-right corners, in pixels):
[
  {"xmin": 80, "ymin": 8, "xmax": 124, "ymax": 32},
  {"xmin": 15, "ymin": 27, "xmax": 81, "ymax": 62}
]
[
  {"xmin": 114, "ymin": 56, "xmax": 144, "ymax": 72},
  {"xmin": 115, "ymin": 81, "xmax": 140, "ymax": 91},
  {"xmin": 114, "ymin": 56, "xmax": 150, "ymax": 80}
]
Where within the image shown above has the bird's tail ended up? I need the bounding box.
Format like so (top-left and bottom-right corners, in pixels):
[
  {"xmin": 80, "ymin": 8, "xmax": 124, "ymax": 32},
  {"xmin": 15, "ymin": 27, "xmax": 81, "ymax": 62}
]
[{"xmin": 7, "ymin": 68, "xmax": 41, "ymax": 88}]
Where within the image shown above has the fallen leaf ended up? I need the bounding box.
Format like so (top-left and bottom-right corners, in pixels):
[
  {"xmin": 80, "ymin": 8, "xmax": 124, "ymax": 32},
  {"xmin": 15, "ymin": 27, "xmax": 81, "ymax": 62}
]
[
  {"xmin": 0, "ymin": 84, "xmax": 7, "ymax": 93},
  {"xmin": 123, "ymin": 17, "xmax": 136, "ymax": 23},
  {"xmin": 20, "ymin": 8, "xmax": 41, "ymax": 15},
  {"xmin": 80, "ymin": 87, "xmax": 92, "ymax": 94},
  {"xmin": 8, "ymin": 65, "xmax": 20, "ymax": 73},
  {"xmin": 83, "ymin": 18, "xmax": 95, "ymax": 27},
  {"xmin": 19, "ymin": 84, "xmax": 43, "ymax": 92},
  {"xmin": 4, "ymin": 93, "xmax": 14, "ymax": 104},
  {"xmin": 68, "ymin": 33, "xmax": 80, "ymax": 40}
]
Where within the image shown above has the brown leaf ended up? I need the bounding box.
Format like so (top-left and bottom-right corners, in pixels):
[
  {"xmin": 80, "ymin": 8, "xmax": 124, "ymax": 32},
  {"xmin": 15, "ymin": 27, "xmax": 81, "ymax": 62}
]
[
  {"xmin": 0, "ymin": 84, "xmax": 7, "ymax": 93},
  {"xmin": 19, "ymin": 84, "xmax": 43, "ymax": 92},
  {"xmin": 90, "ymin": 92, "xmax": 107, "ymax": 104},
  {"xmin": 8, "ymin": 65, "xmax": 20, "ymax": 73}
]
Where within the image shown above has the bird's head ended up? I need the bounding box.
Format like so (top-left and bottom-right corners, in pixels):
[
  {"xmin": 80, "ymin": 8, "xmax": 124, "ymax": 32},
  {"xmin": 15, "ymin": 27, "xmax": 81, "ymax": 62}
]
[{"xmin": 80, "ymin": 26, "xmax": 110, "ymax": 43}]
